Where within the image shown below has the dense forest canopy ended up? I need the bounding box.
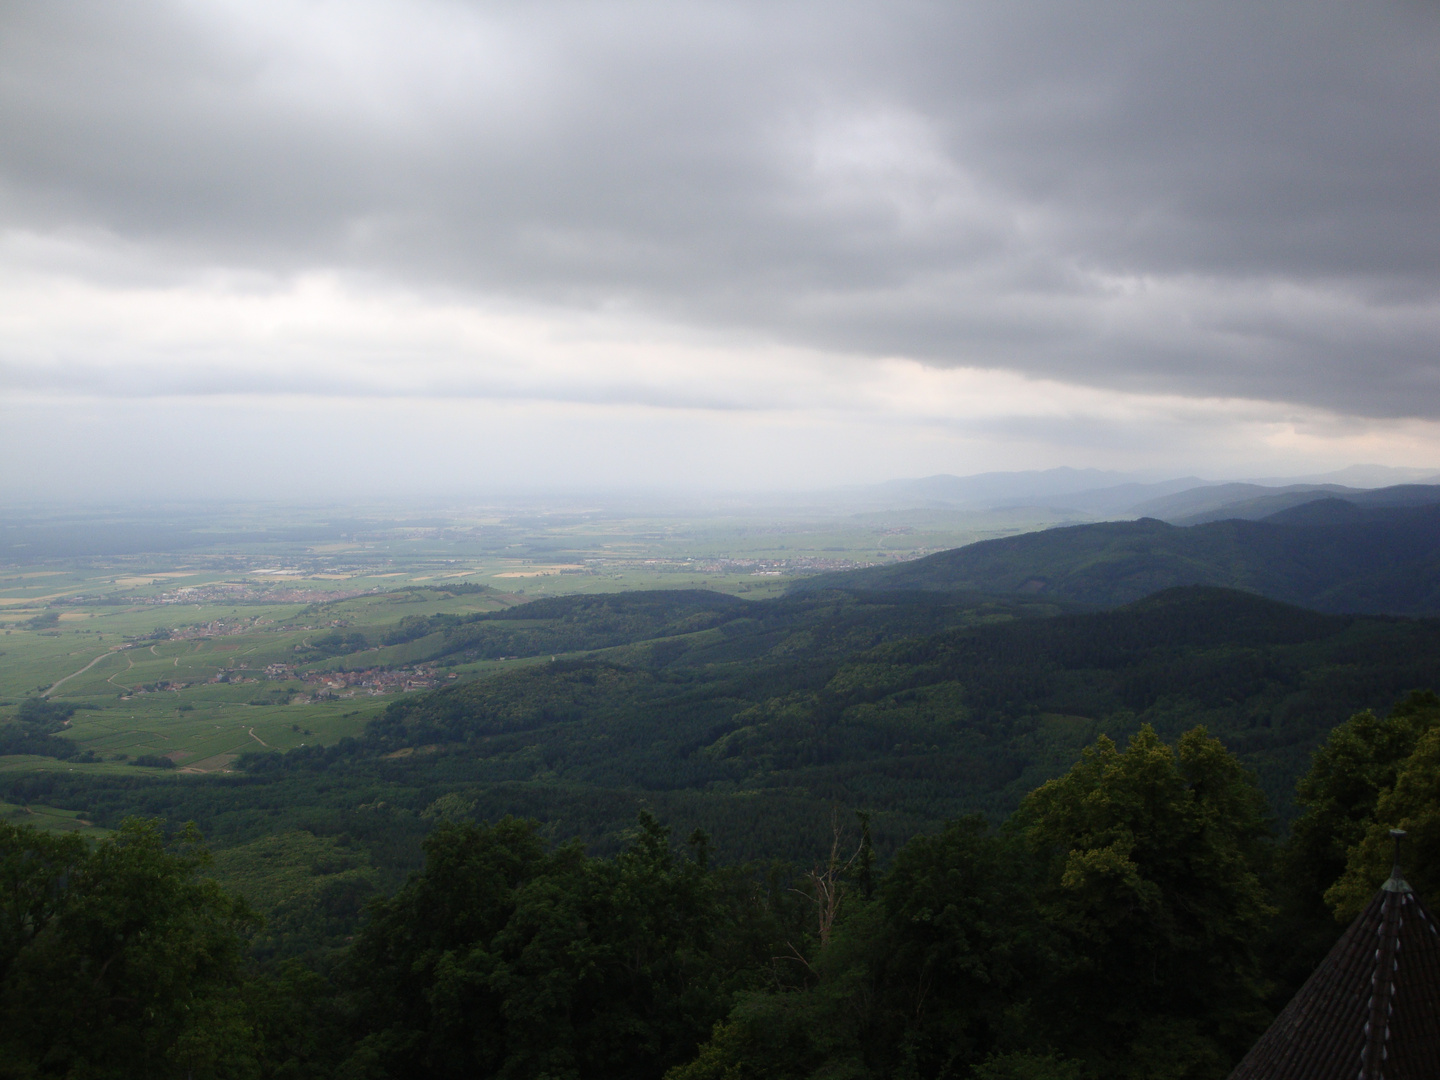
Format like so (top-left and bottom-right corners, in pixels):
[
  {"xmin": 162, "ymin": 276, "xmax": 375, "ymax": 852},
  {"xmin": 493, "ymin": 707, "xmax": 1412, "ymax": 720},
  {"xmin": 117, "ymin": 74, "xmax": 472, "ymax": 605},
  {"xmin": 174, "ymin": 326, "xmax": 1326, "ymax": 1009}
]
[{"xmin": 8, "ymin": 698, "xmax": 1440, "ymax": 1080}]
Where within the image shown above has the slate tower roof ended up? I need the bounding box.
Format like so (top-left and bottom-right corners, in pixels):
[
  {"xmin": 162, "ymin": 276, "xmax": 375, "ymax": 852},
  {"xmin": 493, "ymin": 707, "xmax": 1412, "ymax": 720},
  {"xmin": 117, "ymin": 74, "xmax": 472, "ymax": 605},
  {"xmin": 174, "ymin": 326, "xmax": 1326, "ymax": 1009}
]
[{"xmin": 1230, "ymin": 832, "xmax": 1440, "ymax": 1080}]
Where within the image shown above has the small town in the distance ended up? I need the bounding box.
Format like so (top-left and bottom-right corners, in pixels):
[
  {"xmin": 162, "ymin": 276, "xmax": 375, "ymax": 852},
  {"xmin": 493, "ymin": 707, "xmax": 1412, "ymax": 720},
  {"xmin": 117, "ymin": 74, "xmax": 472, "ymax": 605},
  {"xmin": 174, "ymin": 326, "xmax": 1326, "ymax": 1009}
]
[{"xmin": 6, "ymin": 464, "xmax": 1440, "ymax": 1079}]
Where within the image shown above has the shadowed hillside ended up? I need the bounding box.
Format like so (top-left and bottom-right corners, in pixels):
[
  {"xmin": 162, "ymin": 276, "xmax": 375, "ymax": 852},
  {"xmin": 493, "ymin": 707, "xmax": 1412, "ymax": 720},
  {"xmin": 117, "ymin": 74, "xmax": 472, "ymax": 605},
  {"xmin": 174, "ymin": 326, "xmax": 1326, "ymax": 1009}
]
[
  {"xmin": 792, "ymin": 502, "xmax": 1440, "ymax": 615},
  {"xmin": 16, "ymin": 585, "xmax": 1423, "ymax": 855}
]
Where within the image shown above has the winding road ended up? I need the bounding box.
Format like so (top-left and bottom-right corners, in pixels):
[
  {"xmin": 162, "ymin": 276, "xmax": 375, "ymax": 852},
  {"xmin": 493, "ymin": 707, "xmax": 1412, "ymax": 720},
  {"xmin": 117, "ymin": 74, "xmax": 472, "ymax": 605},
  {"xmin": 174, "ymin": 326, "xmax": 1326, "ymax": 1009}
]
[{"xmin": 44, "ymin": 649, "xmax": 123, "ymax": 697}]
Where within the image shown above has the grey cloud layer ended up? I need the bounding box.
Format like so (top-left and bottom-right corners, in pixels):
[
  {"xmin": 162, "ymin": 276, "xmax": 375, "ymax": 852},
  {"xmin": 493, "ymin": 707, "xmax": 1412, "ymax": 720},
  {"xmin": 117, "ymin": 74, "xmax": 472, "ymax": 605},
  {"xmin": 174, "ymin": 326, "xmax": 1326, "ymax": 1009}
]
[{"xmin": 3, "ymin": 0, "xmax": 1438, "ymax": 415}]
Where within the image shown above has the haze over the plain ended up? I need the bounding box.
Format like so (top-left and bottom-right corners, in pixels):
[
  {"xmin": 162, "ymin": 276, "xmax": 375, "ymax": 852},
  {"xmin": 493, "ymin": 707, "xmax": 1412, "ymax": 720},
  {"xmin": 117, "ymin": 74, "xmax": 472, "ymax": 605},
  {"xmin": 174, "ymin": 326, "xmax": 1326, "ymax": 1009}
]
[{"xmin": 2, "ymin": 0, "xmax": 1439, "ymax": 498}]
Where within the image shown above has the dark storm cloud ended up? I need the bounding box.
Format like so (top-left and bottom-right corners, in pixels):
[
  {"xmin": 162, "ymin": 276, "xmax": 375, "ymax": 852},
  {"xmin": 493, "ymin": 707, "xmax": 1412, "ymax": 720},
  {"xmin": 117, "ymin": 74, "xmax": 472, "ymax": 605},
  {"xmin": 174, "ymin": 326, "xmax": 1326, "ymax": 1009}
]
[{"xmin": 2, "ymin": 0, "xmax": 1437, "ymax": 415}]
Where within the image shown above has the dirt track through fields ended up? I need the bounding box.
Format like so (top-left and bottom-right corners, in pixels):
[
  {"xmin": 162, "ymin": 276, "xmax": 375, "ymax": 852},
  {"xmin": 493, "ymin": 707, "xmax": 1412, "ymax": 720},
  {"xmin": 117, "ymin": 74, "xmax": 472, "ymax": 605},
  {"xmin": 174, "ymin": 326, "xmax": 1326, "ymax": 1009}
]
[
  {"xmin": 44, "ymin": 649, "xmax": 121, "ymax": 697},
  {"xmin": 106, "ymin": 654, "xmax": 135, "ymax": 690}
]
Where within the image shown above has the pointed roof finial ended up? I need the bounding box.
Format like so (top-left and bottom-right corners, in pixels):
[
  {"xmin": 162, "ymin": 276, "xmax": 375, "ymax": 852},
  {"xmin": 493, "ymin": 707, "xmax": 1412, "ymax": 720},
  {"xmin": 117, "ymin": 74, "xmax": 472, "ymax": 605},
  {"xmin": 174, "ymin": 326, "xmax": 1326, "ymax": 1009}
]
[
  {"xmin": 1226, "ymin": 825, "xmax": 1440, "ymax": 1079},
  {"xmin": 1384, "ymin": 828, "xmax": 1412, "ymax": 893}
]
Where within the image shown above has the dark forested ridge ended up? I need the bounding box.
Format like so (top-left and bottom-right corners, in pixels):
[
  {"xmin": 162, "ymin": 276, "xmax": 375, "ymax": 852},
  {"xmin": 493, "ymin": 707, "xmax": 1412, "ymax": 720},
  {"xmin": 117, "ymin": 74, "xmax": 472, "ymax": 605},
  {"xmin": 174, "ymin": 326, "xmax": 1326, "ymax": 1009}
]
[
  {"xmin": 333, "ymin": 585, "xmax": 1440, "ymax": 823},
  {"xmin": 374, "ymin": 588, "xmax": 754, "ymax": 658},
  {"xmin": 12, "ymin": 584, "xmax": 1439, "ymax": 883},
  {"xmin": 793, "ymin": 500, "xmax": 1440, "ymax": 614}
]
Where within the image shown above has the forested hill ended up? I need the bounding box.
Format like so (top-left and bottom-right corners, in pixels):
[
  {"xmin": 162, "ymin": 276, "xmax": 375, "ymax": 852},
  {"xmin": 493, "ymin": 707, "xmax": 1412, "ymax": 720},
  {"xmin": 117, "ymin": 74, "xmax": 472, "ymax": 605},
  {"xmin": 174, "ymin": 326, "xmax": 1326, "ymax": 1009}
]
[
  {"xmin": 792, "ymin": 501, "xmax": 1440, "ymax": 614},
  {"xmin": 355, "ymin": 585, "xmax": 1440, "ymax": 821},
  {"xmin": 11, "ymin": 584, "xmax": 1440, "ymax": 865},
  {"xmin": 41, "ymin": 585, "xmax": 1396, "ymax": 859}
]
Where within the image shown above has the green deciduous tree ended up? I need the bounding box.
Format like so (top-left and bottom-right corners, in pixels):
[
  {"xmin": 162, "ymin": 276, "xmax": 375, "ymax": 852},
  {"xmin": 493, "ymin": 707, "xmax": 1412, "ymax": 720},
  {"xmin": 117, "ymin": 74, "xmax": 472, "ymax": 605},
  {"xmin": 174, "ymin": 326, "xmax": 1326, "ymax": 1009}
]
[
  {"xmin": 1324, "ymin": 694, "xmax": 1440, "ymax": 919},
  {"xmin": 1263, "ymin": 691, "xmax": 1440, "ymax": 995},
  {"xmin": 341, "ymin": 812, "xmax": 758, "ymax": 1080},
  {"xmin": 1016, "ymin": 726, "xmax": 1273, "ymax": 1080},
  {"xmin": 874, "ymin": 817, "xmax": 1041, "ymax": 1077},
  {"xmin": 1286, "ymin": 691, "xmax": 1440, "ymax": 914},
  {"xmin": 0, "ymin": 818, "xmax": 257, "ymax": 1080},
  {"xmin": 668, "ymin": 817, "xmax": 1039, "ymax": 1080}
]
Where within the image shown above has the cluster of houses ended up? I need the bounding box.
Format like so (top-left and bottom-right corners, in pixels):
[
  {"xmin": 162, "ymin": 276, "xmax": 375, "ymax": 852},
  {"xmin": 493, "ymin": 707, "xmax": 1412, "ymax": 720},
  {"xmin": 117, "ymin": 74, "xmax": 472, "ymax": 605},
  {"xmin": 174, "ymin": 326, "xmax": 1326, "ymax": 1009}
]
[
  {"xmin": 263, "ymin": 662, "xmax": 454, "ymax": 697},
  {"xmin": 121, "ymin": 663, "xmax": 451, "ymax": 702}
]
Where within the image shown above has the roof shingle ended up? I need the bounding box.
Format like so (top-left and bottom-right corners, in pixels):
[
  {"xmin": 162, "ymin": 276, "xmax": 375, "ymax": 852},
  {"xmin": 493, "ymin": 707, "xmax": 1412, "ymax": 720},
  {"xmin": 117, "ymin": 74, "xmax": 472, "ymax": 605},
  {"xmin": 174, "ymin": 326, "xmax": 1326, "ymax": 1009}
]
[{"xmin": 1230, "ymin": 854, "xmax": 1440, "ymax": 1080}]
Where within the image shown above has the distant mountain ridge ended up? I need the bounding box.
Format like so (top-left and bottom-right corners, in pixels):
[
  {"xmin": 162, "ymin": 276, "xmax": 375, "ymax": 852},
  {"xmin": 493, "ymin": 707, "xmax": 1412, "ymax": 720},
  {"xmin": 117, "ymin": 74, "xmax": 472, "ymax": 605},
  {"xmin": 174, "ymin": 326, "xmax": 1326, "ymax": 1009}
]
[
  {"xmin": 1148, "ymin": 482, "xmax": 1440, "ymax": 525},
  {"xmin": 827, "ymin": 466, "xmax": 1440, "ymax": 520},
  {"xmin": 1128, "ymin": 483, "xmax": 1356, "ymax": 522},
  {"xmin": 793, "ymin": 497, "xmax": 1440, "ymax": 615}
]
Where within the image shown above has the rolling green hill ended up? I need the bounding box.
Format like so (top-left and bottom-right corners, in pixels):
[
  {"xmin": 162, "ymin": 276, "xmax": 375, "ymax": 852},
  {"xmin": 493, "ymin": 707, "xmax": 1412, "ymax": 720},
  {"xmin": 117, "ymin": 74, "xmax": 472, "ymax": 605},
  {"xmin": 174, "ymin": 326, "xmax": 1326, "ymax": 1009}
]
[
  {"xmin": 16, "ymin": 585, "xmax": 1434, "ymax": 869},
  {"xmin": 792, "ymin": 502, "xmax": 1440, "ymax": 614},
  {"xmin": 295, "ymin": 585, "xmax": 1440, "ymax": 822}
]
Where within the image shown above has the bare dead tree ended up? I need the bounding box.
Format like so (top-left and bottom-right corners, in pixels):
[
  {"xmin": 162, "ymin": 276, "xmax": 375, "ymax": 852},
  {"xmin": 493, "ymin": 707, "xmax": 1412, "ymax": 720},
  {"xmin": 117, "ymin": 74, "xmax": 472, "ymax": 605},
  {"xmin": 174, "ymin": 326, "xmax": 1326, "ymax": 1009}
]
[{"xmin": 793, "ymin": 807, "xmax": 873, "ymax": 950}]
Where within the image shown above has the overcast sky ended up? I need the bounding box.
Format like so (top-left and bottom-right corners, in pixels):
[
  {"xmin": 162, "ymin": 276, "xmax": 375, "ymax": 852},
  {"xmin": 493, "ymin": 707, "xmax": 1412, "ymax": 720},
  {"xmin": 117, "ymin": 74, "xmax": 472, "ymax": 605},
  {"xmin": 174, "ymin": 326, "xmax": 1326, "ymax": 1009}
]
[{"xmin": 2, "ymin": 0, "xmax": 1439, "ymax": 498}]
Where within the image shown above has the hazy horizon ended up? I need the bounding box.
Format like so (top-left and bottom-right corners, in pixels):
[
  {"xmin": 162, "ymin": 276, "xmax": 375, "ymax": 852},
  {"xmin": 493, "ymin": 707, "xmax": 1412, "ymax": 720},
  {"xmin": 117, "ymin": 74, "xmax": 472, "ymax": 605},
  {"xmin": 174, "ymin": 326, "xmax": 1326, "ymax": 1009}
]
[{"xmin": 4, "ymin": 463, "xmax": 1439, "ymax": 520}]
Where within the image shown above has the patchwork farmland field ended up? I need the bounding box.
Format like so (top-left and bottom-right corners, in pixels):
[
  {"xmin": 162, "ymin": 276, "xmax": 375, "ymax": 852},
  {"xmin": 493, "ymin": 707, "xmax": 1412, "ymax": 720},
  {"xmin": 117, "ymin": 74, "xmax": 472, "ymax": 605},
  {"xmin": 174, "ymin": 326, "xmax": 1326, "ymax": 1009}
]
[{"xmin": 0, "ymin": 581, "xmax": 524, "ymax": 775}]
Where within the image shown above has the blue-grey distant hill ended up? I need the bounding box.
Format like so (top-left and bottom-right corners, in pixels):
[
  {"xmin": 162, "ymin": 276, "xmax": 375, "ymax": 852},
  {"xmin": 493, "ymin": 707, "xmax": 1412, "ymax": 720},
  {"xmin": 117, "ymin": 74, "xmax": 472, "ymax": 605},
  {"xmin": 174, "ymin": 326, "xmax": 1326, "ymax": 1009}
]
[
  {"xmin": 792, "ymin": 489, "xmax": 1440, "ymax": 615},
  {"xmin": 1158, "ymin": 482, "xmax": 1440, "ymax": 525},
  {"xmin": 1129, "ymin": 482, "xmax": 1356, "ymax": 523}
]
